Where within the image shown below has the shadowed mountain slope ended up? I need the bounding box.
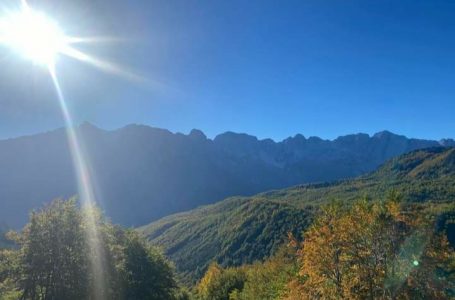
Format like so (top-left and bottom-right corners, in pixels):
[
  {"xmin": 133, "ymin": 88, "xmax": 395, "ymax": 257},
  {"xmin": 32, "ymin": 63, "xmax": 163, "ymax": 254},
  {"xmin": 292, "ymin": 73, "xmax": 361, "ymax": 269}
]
[{"xmin": 0, "ymin": 123, "xmax": 452, "ymax": 227}]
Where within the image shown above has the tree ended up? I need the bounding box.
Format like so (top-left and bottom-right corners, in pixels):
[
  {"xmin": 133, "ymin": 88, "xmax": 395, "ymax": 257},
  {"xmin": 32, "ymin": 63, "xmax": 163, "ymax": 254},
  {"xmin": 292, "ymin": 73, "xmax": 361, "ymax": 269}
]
[
  {"xmin": 230, "ymin": 244, "xmax": 299, "ymax": 300},
  {"xmin": 114, "ymin": 229, "xmax": 177, "ymax": 299},
  {"xmin": 10, "ymin": 199, "xmax": 89, "ymax": 299},
  {"xmin": 288, "ymin": 197, "xmax": 455, "ymax": 299},
  {"xmin": 0, "ymin": 198, "xmax": 180, "ymax": 300},
  {"xmin": 196, "ymin": 263, "xmax": 246, "ymax": 300}
]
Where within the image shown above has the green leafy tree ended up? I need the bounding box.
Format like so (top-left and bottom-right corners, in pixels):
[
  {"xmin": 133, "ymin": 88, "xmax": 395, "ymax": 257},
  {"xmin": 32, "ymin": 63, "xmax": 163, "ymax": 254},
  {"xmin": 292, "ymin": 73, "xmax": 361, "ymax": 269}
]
[
  {"xmin": 0, "ymin": 198, "xmax": 180, "ymax": 300},
  {"xmin": 10, "ymin": 199, "xmax": 89, "ymax": 299},
  {"xmin": 115, "ymin": 228, "xmax": 177, "ymax": 299}
]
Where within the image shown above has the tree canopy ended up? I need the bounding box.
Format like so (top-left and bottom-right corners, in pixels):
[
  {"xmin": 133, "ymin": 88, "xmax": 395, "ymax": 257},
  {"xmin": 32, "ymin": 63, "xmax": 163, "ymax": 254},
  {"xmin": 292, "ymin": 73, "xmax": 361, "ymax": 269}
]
[
  {"xmin": 0, "ymin": 198, "xmax": 180, "ymax": 300},
  {"xmin": 194, "ymin": 195, "xmax": 455, "ymax": 300}
]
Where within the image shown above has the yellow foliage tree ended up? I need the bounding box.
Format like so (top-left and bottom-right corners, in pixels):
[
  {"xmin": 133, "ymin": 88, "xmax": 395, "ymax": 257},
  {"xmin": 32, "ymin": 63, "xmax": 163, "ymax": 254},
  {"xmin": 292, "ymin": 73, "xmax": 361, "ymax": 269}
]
[
  {"xmin": 196, "ymin": 263, "xmax": 246, "ymax": 300},
  {"xmin": 197, "ymin": 263, "xmax": 223, "ymax": 298},
  {"xmin": 287, "ymin": 197, "xmax": 455, "ymax": 299}
]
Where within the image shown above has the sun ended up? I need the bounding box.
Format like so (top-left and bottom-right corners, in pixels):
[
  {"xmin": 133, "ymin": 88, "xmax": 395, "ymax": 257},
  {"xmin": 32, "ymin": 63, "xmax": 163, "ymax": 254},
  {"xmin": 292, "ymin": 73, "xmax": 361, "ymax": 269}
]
[
  {"xmin": 0, "ymin": 1, "xmax": 143, "ymax": 81},
  {"xmin": 0, "ymin": 3, "xmax": 68, "ymax": 66}
]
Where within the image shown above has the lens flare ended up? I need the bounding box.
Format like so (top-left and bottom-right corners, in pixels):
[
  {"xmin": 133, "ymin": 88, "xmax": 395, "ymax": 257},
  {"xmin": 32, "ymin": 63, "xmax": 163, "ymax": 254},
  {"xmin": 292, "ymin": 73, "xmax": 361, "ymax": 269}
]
[
  {"xmin": 384, "ymin": 230, "xmax": 428, "ymax": 296},
  {"xmin": 0, "ymin": 1, "xmax": 145, "ymax": 298},
  {"xmin": 49, "ymin": 67, "xmax": 107, "ymax": 299},
  {"xmin": 0, "ymin": 1, "xmax": 144, "ymax": 81},
  {"xmin": 0, "ymin": 2, "xmax": 150, "ymax": 298}
]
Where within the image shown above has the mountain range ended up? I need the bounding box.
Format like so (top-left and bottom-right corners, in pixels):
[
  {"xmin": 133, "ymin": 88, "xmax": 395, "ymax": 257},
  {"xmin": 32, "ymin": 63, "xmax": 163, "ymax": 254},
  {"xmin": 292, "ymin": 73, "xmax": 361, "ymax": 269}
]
[{"xmin": 0, "ymin": 123, "xmax": 453, "ymax": 228}]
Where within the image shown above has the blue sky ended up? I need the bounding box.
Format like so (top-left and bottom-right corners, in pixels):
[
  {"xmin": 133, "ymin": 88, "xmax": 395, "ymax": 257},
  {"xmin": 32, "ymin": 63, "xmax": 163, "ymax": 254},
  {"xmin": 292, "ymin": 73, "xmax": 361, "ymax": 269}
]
[{"xmin": 0, "ymin": 0, "xmax": 454, "ymax": 141}]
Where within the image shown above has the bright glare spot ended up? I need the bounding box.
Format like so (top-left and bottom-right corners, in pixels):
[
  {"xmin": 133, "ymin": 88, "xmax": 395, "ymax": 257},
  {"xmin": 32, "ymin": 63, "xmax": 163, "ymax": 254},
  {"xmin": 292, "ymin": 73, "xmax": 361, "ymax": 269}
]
[
  {"xmin": 413, "ymin": 260, "xmax": 419, "ymax": 266},
  {"xmin": 0, "ymin": 4, "xmax": 67, "ymax": 66},
  {"xmin": 0, "ymin": 1, "xmax": 146, "ymax": 83}
]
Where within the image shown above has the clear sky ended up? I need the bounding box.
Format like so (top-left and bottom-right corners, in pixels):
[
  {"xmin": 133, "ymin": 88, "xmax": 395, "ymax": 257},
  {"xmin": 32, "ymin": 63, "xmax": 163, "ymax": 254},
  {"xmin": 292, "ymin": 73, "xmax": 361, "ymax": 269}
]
[{"xmin": 0, "ymin": 0, "xmax": 454, "ymax": 141}]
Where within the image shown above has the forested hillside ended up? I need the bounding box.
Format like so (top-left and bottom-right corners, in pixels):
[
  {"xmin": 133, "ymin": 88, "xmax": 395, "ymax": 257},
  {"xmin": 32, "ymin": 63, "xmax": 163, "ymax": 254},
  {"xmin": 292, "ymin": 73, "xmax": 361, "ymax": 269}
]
[
  {"xmin": 141, "ymin": 147, "xmax": 455, "ymax": 284},
  {"xmin": 194, "ymin": 199, "xmax": 455, "ymax": 299}
]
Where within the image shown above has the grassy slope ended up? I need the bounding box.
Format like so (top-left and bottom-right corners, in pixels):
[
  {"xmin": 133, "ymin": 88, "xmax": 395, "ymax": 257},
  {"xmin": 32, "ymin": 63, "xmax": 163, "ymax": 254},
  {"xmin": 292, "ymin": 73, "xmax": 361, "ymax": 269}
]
[{"xmin": 140, "ymin": 147, "xmax": 455, "ymax": 284}]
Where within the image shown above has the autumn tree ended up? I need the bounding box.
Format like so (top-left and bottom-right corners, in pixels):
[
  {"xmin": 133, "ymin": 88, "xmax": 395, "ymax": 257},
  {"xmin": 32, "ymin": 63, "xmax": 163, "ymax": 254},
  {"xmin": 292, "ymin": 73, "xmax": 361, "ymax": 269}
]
[
  {"xmin": 289, "ymin": 196, "xmax": 455, "ymax": 299},
  {"xmin": 196, "ymin": 263, "xmax": 246, "ymax": 300}
]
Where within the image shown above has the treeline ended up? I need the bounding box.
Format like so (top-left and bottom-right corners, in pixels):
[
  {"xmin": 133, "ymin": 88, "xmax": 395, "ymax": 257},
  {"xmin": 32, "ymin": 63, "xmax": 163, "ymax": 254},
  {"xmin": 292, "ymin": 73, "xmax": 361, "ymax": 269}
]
[
  {"xmin": 194, "ymin": 195, "xmax": 455, "ymax": 299},
  {"xmin": 0, "ymin": 199, "xmax": 190, "ymax": 300}
]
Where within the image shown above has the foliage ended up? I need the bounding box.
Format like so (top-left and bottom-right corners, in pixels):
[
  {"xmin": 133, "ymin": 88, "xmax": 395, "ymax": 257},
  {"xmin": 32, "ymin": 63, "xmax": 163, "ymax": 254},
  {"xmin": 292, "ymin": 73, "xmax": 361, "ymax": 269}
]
[
  {"xmin": 287, "ymin": 198, "xmax": 455, "ymax": 299},
  {"xmin": 229, "ymin": 245, "xmax": 299, "ymax": 300},
  {"xmin": 0, "ymin": 198, "xmax": 180, "ymax": 300},
  {"xmin": 0, "ymin": 224, "xmax": 13, "ymax": 249},
  {"xmin": 195, "ymin": 263, "xmax": 246, "ymax": 300},
  {"xmin": 141, "ymin": 199, "xmax": 314, "ymax": 285},
  {"xmin": 192, "ymin": 195, "xmax": 454, "ymax": 299},
  {"xmin": 113, "ymin": 228, "xmax": 177, "ymax": 299},
  {"xmin": 2, "ymin": 199, "xmax": 89, "ymax": 299}
]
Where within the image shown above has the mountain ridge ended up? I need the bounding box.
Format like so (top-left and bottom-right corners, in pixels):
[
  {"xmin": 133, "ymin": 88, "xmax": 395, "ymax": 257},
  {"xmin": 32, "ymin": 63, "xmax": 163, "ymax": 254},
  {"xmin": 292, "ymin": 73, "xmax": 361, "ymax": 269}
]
[
  {"xmin": 0, "ymin": 123, "xmax": 453, "ymax": 228},
  {"xmin": 3, "ymin": 123, "xmax": 454, "ymax": 146}
]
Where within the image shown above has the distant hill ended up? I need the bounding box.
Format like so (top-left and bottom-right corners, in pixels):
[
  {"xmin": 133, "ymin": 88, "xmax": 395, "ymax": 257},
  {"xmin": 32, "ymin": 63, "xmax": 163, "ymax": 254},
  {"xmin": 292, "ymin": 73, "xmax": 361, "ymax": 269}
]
[
  {"xmin": 0, "ymin": 123, "xmax": 453, "ymax": 227},
  {"xmin": 140, "ymin": 147, "xmax": 455, "ymax": 284}
]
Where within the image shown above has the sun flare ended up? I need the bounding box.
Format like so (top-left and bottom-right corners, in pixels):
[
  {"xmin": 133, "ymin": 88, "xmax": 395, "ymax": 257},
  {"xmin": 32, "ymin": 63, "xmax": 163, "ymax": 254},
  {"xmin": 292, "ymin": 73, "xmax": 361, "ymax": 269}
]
[
  {"xmin": 0, "ymin": 4, "xmax": 67, "ymax": 66},
  {"xmin": 0, "ymin": 1, "xmax": 144, "ymax": 82}
]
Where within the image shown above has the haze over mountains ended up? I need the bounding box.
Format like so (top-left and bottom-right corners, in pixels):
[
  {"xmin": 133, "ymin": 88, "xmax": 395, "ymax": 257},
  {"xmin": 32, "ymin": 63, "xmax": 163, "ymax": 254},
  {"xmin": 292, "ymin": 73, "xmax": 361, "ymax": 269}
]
[{"xmin": 0, "ymin": 123, "xmax": 454, "ymax": 228}]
